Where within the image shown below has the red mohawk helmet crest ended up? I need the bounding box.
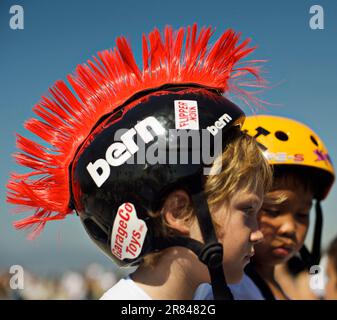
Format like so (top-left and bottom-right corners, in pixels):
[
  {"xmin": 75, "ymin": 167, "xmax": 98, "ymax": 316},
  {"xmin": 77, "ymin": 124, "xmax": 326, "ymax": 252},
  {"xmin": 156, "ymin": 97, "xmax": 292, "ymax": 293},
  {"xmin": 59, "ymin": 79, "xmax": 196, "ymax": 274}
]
[{"xmin": 7, "ymin": 25, "xmax": 265, "ymax": 238}]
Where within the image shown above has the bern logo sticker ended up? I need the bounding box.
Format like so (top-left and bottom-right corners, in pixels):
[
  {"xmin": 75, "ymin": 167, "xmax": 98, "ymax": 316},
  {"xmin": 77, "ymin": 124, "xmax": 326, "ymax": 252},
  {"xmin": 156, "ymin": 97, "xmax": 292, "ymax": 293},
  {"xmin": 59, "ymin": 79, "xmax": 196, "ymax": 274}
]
[
  {"xmin": 87, "ymin": 116, "xmax": 165, "ymax": 188},
  {"xmin": 111, "ymin": 203, "xmax": 148, "ymax": 260},
  {"xmin": 207, "ymin": 113, "xmax": 232, "ymax": 136},
  {"xmin": 174, "ymin": 100, "xmax": 199, "ymax": 130}
]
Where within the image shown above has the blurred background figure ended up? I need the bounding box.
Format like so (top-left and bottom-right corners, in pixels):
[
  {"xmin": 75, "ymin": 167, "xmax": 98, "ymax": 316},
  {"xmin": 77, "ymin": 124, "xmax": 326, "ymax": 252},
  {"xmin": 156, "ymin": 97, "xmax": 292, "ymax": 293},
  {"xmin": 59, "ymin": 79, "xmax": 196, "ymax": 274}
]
[
  {"xmin": 0, "ymin": 264, "xmax": 119, "ymax": 300},
  {"xmin": 275, "ymin": 258, "xmax": 320, "ymax": 300},
  {"xmin": 325, "ymin": 236, "xmax": 337, "ymax": 299},
  {"xmin": 0, "ymin": 272, "xmax": 11, "ymax": 300},
  {"xmin": 60, "ymin": 271, "xmax": 88, "ymax": 300},
  {"xmin": 84, "ymin": 263, "xmax": 118, "ymax": 299},
  {"xmin": 275, "ymin": 236, "xmax": 337, "ymax": 300}
]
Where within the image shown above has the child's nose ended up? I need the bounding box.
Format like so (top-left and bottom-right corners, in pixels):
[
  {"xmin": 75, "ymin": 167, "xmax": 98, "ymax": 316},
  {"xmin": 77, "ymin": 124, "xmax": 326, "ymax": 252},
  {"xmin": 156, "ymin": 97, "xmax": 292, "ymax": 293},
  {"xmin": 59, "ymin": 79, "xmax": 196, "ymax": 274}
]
[
  {"xmin": 250, "ymin": 229, "xmax": 264, "ymax": 244},
  {"xmin": 278, "ymin": 215, "xmax": 297, "ymax": 238}
]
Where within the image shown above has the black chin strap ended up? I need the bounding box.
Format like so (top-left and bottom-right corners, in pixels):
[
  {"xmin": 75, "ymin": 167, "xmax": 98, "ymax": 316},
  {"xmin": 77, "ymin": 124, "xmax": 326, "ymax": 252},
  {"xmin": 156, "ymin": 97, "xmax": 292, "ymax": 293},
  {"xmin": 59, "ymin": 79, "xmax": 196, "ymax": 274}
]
[
  {"xmin": 311, "ymin": 200, "xmax": 323, "ymax": 266},
  {"xmin": 154, "ymin": 234, "xmax": 232, "ymax": 300},
  {"xmin": 190, "ymin": 191, "xmax": 233, "ymax": 300},
  {"xmin": 153, "ymin": 187, "xmax": 233, "ymax": 300},
  {"xmin": 300, "ymin": 200, "xmax": 323, "ymax": 269},
  {"xmin": 244, "ymin": 264, "xmax": 276, "ymax": 300}
]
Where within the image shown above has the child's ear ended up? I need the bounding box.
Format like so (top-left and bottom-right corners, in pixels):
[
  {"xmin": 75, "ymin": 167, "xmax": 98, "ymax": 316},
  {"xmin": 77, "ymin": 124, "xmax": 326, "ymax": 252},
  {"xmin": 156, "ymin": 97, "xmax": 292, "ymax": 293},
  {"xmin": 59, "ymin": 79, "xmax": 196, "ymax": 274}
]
[{"xmin": 162, "ymin": 190, "xmax": 192, "ymax": 235}]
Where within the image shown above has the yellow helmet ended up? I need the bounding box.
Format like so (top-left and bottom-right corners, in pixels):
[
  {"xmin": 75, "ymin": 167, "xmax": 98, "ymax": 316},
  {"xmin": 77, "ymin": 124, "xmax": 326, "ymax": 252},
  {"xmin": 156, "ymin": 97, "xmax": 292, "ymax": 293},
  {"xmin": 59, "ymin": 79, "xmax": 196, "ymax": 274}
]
[{"xmin": 243, "ymin": 115, "xmax": 335, "ymax": 200}]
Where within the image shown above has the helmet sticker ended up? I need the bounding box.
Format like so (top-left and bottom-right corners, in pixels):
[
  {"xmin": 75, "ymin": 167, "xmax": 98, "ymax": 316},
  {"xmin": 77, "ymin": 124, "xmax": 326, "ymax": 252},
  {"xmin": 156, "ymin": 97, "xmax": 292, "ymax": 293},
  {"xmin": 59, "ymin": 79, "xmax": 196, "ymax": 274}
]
[
  {"xmin": 314, "ymin": 149, "xmax": 331, "ymax": 163},
  {"xmin": 174, "ymin": 100, "xmax": 199, "ymax": 130},
  {"xmin": 111, "ymin": 203, "xmax": 148, "ymax": 260},
  {"xmin": 263, "ymin": 151, "xmax": 304, "ymax": 162},
  {"xmin": 206, "ymin": 113, "xmax": 233, "ymax": 136},
  {"xmin": 87, "ymin": 116, "xmax": 165, "ymax": 187}
]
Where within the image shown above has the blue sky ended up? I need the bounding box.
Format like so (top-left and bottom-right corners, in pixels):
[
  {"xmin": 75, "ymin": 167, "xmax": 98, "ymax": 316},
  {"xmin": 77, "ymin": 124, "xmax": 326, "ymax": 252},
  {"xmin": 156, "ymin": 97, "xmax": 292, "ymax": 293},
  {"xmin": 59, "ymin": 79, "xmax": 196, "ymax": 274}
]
[{"xmin": 1, "ymin": 0, "xmax": 337, "ymax": 274}]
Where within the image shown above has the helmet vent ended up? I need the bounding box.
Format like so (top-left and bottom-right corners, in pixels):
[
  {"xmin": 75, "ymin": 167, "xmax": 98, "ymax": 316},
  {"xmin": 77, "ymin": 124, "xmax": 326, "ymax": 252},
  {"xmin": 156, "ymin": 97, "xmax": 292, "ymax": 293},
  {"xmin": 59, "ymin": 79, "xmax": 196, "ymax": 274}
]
[
  {"xmin": 275, "ymin": 131, "xmax": 289, "ymax": 141},
  {"xmin": 83, "ymin": 218, "xmax": 108, "ymax": 243},
  {"xmin": 310, "ymin": 135, "xmax": 319, "ymax": 146}
]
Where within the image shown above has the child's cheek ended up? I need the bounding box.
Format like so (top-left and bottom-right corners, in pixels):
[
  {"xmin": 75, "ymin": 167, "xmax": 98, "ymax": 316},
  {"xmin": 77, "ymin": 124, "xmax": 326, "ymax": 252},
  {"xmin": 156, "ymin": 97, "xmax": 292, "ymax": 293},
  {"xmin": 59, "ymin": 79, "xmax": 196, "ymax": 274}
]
[{"xmin": 258, "ymin": 217, "xmax": 277, "ymax": 242}]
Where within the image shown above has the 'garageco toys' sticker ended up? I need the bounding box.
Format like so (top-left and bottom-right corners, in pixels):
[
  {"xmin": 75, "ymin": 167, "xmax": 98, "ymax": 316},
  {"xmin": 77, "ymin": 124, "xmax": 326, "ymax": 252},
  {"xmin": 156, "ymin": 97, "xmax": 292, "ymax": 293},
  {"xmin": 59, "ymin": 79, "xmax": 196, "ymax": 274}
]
[
  {"xmin": 111, "ymin": 203, "xmax": 148, "ymax": 260},
  {"xmin": 174, "ymin": 100, "xmax": 199, "ymax": 130}
]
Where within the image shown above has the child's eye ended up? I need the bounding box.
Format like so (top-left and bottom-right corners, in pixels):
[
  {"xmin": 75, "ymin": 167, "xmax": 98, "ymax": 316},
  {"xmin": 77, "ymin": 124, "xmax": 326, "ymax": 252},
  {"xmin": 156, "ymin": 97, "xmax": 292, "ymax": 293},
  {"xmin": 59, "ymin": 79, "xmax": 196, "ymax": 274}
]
[
  {"xmin": 296, "ymin": 212, "xmax": 309, "ymax": 219},
  {"xmin": 242, "ymin": 207, "xmax": 255, "ymax": 216},
  {"xmin": 243, "ymin": 208, "xmax": 251, "ymax": 215},
  {"xmin": 263, "ymin": 208, "xmax": 280, "ymax": 217}
]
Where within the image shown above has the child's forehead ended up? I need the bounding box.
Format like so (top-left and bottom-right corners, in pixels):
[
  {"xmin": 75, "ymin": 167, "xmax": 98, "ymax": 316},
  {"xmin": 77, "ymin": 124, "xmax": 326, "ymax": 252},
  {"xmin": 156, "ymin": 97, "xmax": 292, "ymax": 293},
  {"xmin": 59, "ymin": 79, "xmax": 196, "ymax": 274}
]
[
  {"xmin": 264, "ymin": 188, "xmax": 313, "ymax": 208},
  {"xmin": 237, "ymin": 178, "xmax": 265, "ymax": 196},
  {"xmin": 232, "ymin": 187, "xmax": 264, "ymax": 206},
  {"xmin": 273, "ymin": 169, "xmax": 316, "ymax": 194}
]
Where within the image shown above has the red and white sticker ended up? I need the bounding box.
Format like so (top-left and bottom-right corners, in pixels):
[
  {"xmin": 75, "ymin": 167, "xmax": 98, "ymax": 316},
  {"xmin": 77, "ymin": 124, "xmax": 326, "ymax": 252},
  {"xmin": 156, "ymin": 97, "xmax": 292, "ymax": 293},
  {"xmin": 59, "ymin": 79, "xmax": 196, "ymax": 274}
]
[
  {"xmin": 111, "ymin": 203, "xmax": 147, "ymax": 260},
  {"xmin": 174, "ymin": 100, "xmax": 199, "ymax": 130}
]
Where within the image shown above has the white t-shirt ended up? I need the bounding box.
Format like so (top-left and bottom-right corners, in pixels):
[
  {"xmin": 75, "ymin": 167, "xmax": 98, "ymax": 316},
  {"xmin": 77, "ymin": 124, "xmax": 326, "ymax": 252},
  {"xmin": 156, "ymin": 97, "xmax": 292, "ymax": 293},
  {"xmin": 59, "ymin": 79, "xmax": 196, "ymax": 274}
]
[
  {"xmin": 101, "ymin": 273, "xmax": 265, "ymax": 300},
  {"xmin": 100, "ymin": 276, "xmax": 151, "ymax": 300},
  {"xmin": 193, "ymin": 274, "xmax": 265, "ymax": 300}
]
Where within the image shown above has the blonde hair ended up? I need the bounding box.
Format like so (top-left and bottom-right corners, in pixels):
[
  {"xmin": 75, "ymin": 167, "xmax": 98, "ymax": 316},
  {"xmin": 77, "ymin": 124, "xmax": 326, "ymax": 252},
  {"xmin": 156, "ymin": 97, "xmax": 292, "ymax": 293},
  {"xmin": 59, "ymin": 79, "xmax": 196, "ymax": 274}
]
[
  {"xmin": 143, "ymin": 128, "xmax": 273, "ymax": 267},
  {"xmin": 205, "ymin": 128, "xmax": 272, "ymax": 209}
]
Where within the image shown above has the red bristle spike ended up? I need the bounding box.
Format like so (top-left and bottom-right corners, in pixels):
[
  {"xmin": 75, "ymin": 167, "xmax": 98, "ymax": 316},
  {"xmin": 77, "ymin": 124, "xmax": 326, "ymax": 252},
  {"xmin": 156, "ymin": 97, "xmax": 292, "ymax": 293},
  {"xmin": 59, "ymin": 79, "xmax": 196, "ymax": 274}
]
[
  {"xmin": 142, "ymin": 34, "xmax": 149, "ymax": 79},
  {"xmin": 164, "ymin": 26, "xmax": 172, "ymax": 72},
  {"xmin": 116, "ymin": 37, "xmax": 142, "ymax": 82},
  {"xmin": 184, "ymin": 25, "xmax": 191, "ymax": 66}
]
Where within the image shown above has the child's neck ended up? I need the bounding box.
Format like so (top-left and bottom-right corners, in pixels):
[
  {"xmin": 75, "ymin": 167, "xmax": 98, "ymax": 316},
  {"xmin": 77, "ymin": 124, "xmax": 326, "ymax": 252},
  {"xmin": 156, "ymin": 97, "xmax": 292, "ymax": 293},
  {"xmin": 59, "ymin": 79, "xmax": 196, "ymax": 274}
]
[
  {"xmin": 254, "ymin": 261, "xmax": 275, "ymax": 281},
  {"xmin": 131, "ymin": 247, "xmax": 206, "ymax": 300},
  {"xmin": 253, "ymin": 261, "xmax": 289, "ymax": 300}
]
